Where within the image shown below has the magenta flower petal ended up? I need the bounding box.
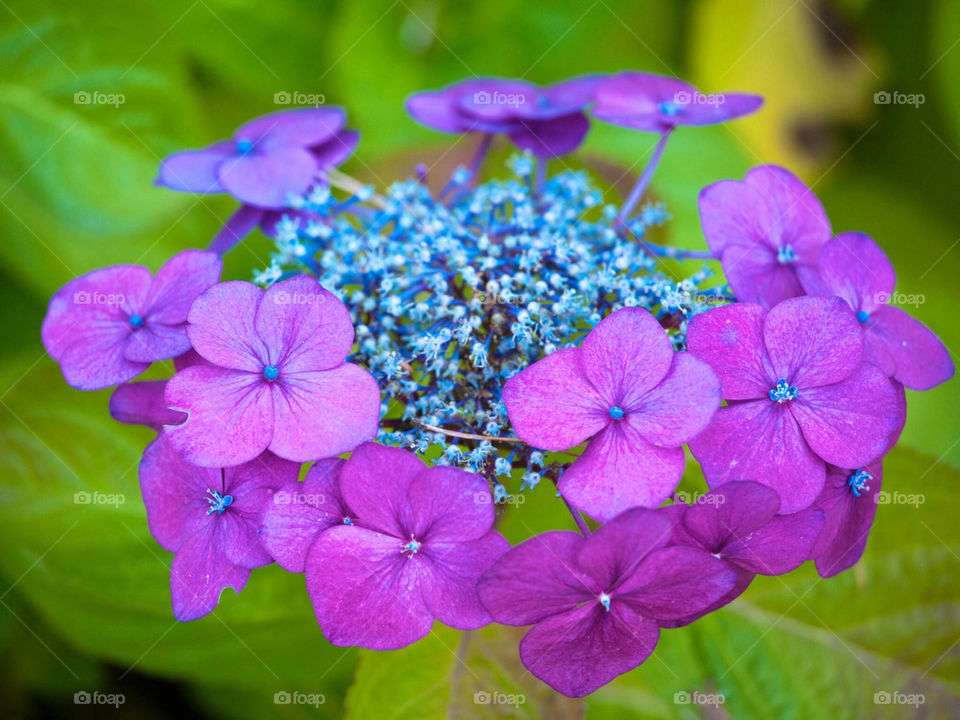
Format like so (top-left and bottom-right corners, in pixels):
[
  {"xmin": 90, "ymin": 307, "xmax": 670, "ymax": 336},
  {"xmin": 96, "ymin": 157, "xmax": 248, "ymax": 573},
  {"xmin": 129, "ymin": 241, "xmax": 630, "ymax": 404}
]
[
  {"xmin": 236, "ymin": 107, "xmax": 345, "ymax": 149},
  {"xmin": 529, "ymin": 75, "xmax": 606, "ymax": 117},
  {"xmin": 339, "ymin": 442, "xmax": 425, "ymax": 537},
  {"xmin": 312, "ymin": 129, "xmax": 360, "ymax": 169},
  {"xmin": 502, "ymin": 347, "xmax": 607, "ymax": 451},
  {"xmin": 405, "ymin": 90, "xmax": 471, "ymax": 133},
  {"xmin": 165, "ymin": 365, "xmax": 274, "ymax": 467},
  {"xmin": 156, "ymin": 142, "xmax": 233, "ymax": 193},
  {"xmin": 724, "ymin": 508, "xmax": 824, "ymax": 574},
  {"xmin": 686, "ymin": 303, "xmax": 772, "ymax": 399},
  {"xmin": 217, "ymin": 145, "xmax": 318, "ymax": 209},
  {"xmin": 268, "ymin": 365, "xmax": 380, "ymax": 461},
  {"xmin": 110, "ymin": 380, "xmax": 186, "ymax": 431},
  {"xmin": 186, "ymin": 281, "xmax": 267, "ymax": 372},
  {"xmin": 616, "ymin": 545, "xmax": 737, "ymax": 620},
  {"xmin": 144, "ymin": 249, "xmax": 222, "ymax": 324},
  {"xmin": 560, "ymin": 423, "xmax": 686, "ymax": 521},
  {"xmin": 681, "ymin": 481, "xmax": 781, "ymax": 550},
  {"xmin": 140, "ymin": 437, "xmax": 219, "ymax": 552},
  {"xmin": 519, "ymin": 602, "xmax": 659, "ymax": 698},
  {"xmin": 720, "ymin": 243, "xmax": 806, "ymax": 307},
  {"xmin": 259, "ymin": 458, "xmax": 349, "ymax": 572},
  {"xmin": 806, "ymin": 232, "xmax": 895, "ymax": 314},
  {"xmin": 123, "ymin": 322, "xmax": 193, "ymax": 363},
  {"xmin": 406, "ymin": 466, "xmax": 494, "ymax": 543},
  {"xmin": 57, "ymin": 325, "xmax": 148, "ymax": 391},
  {"xmin": 306, "ymin": 524, "xmax": 434, "ymax": 650},
  {"xmin": 170, "ymin": 525, "xmax": 251, "ymax": 622},
  {"xmin": 477, "ymin": 531, "xmax": 595, "ymax": 626},
  {"xmin": 255, "ymin": 276, "xmax": 354, "ymax": 371},
  {"xmin": 689, "ymin": 400, "xmax": 826, "ymax": 513},
  {"xmin": 867, "ymin": 306, "xmax": 954, "ymax": 390},
  {"xmin": 763, "ymin": 296, "xmax": 863, "ymax": 389},
  {"xmin": 419, "ymin": 531, "xmax": 510, "ymax": 630},
  {"xmin": 576, "ymin": 508, "xmax": 673, "ymax": 589},
  {"xmin": 581, "ymin": 307, "xmax": 674, "ymax": 407},
  {"xmin": 743, "ymin": 166, "xmax": 831, "ymax": 257},
  {"xmin": 507, "ymin": 113, "xmax": 590, "ymax": 157},
  {"xmin": 812, "ymin": 462, "xmax": 882, "ymax": 577},
  {"xmin": 791, "ymin": 363, "xmax": 904, "ymax": 469},
  {"xmin": 624, "ymin": 353, "xmax": 721, "ymax": 447}
]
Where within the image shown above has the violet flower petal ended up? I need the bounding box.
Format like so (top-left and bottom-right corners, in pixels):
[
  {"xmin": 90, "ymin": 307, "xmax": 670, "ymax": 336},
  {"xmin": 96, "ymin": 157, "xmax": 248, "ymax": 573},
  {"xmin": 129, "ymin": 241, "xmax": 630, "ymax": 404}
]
[
  {"xmin": 339, "ymin": 442, "xmax": 425, "ymax": 537},
  {"xmin": 186, "ymin": 281, "xmax": 267, "ymax": 372},
  {"xmin": 235, "ymin": 107, "xmax": 345, "ymax": 149},
  {"xmin": 406, "ymin": 466, "xmax": 494, "ymax": 543},
  {"xmin": 217, "ymin": 145, "xmax": 318, "ymax": 209},
  {"xmin": 156, "ymin": 141, "xmax": 233, "ymax": 193},
  {"xmin": 144, "ymin": 249, "xmax": 223, "ymax": 324},
  {"xmin": 109, "ymin": 380, "xmax": 186, "ymax": 431},
  {"xmin": 867, "ymin": 305, "xmax": 954, "ymax": 390},
  {"xmin": 170, "ymin": 523, "xmax": 251, "ymax": 622}
]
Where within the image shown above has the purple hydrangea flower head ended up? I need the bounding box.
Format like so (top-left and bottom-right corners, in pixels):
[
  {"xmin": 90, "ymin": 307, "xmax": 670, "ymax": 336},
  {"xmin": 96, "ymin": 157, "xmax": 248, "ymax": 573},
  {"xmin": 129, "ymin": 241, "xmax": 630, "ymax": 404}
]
[
  {"xmin": 810, "ymin": 460, "xmax": 882, "ymax": 578},
  {"xmin": 406, "ymin": 75, "xmax": 604, "ymax": 156},
  {"xmin": 477, "ymin": 508, "xmax": 736, "ymax": 697},
  {"xmin": 156, "ymin": 108, "xmax": 353, "ymax": 209},
  {"xmin": 503, "ymin": 307, "xmax": 721, "ymax": 521},
  {"xmin": 41, "ymin": 249, "xmax": 222, "ymax": 391},
  {"xmin": 687, "ymin": 296, "xmax": 905, "ymax": 513},
  {"xmin": 592, "ymin": 72, "xmax": 763, "ymax": 134},
  {"xmin": 801, "ymin": 231, "xmax": 954, "ymax": 390},
  {"xmin": 139, "ymin": 436, "xmax": 299, "ymax": 621},
  {"xmin": 259, "ymin": 457, "xmax": 354, "ymax": 572},
  {"xmin": 663, "ymin": 481, "xmax": 824, "ymax": 627},
  {"xmin": 305, "ymin": 442, "xmax": 510, "ymax": 650},
  {"xmin": 698, "ymin": 165, "xmax": 831, "ymax": 306},
  {"xmin": 164, "ymin": 275, "xmax": 381, "ymax": 467}
]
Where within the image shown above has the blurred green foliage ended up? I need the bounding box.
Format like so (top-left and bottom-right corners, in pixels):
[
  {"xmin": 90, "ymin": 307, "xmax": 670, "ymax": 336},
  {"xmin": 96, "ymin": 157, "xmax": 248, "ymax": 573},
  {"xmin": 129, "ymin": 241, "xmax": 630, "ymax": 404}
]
[{"xmin": 1, "ymin": 0, "xmax": 958, "ymax": 717}]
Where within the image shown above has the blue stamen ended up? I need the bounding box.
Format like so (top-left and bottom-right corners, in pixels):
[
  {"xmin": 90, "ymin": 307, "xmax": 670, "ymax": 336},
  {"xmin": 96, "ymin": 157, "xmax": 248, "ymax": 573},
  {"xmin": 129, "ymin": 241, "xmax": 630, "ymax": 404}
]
[
  {"xmin": 205, "ymin": 489, "xmax": 233, "ymax": 516},
  {"xmin": 401, "ymin": 535, "xmax": 421, "ymax": 557},
  {"xmin": 857, "ymin": 310, "xmax": 870, "ymax": 324},
  {"xmin": 847, "ymin": 468, "xmax": 872, "ymax": 497},
  {"xmin": 658, "ymin": 101, "xmax": 680, "ymax": 116},
  {"xmin": 768, "ymin": 378, "xmax": 799, "ymax": 403},
  {"xmin": 235, "ymin": 139, "xmax": 254, "ymax": 154},
  {"xmin": 609, "ymin": 405, "xmax": 625, "ymax": 420},
  {"xmin": 777, "ymin": 244, "xmax": 796, "ymax": 264},
  {"xmin": 129, "ymin": 313, "xmax": 144, "ymax": 328},
  {"xmin": 599, "ymin": 592, "xmax": 611, "ymax": 612},
  {"xmin": 263, "ymin": 365, "xmax": 280, "ymax": 381}
]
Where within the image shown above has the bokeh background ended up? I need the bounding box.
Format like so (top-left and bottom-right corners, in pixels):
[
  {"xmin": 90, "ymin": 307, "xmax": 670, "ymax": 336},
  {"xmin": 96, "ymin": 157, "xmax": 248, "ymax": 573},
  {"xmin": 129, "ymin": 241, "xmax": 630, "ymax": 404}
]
[{"xmin": 1, "ymin": 0, "xmax": 958, "ymax": 718}]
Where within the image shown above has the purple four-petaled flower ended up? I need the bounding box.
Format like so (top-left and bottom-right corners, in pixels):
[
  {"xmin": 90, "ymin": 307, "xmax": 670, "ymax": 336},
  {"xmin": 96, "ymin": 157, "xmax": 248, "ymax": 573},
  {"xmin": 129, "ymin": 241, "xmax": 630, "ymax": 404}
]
[
  {"xmin": 801, "ymin": 231, "xmax": 954, "ymax": 390},
  {"xmin": 305, "ymin": 442, "xmax": 509, "ymax": 650},
  {"xmin": 139, "ymin": 436, "xmax": 298, "ymax": 621},
  {"xmin": 164, "ymin": 275, "xmax": 381, "ymax": 467},
  {"xmin": 477, "ymin": 508, "xmax": 736, "ymax": 697},
  {"xmin": 504, "ymin": 307, "xmax": 721, "ymax": 521},
  {"xmin": 687, "ymin": 295, "xmax": 905, "ymax": 512},
  {"xmin": 42, "ymin": 249, "xmax": 221, "ymax": 391},
  {"xmin": 698, "ymin": 165, "xmax": 832, "ymax": 307}
]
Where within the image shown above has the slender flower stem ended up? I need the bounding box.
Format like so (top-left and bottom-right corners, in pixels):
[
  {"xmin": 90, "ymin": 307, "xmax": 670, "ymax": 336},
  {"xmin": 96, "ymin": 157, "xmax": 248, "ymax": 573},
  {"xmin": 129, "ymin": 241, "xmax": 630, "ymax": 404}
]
[
  {"xmin": 617, "ymin": 223, "xmax": 716, "ymax": 261},
  {"xmin": 536, "ymin": 156, "xmax": 547, "ymax": 193},
  {"xmin": 325, "ymin": 168, "xmax": 387, "ymax": 209},
  {"xmin": 545, "ymin": 466, "xmax": 591, "ymax": 537},
  {"xmin": 467, "ymin": 133, "xmax": 493, "ymax": 178},
  {"xmin": 617, "ymin": 130, "xmax": 671, "ymax": 221},
  {"xmin": 412, "ymin": 418, "xmax": 525, "ymax": 444}
]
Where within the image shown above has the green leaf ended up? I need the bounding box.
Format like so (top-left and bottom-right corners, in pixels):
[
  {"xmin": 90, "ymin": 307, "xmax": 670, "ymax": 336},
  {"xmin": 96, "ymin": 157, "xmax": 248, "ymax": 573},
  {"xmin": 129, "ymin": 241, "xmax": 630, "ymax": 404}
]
[{"xmin": 346, "ymin": 625, "xmax": 583, "ymax": 719}]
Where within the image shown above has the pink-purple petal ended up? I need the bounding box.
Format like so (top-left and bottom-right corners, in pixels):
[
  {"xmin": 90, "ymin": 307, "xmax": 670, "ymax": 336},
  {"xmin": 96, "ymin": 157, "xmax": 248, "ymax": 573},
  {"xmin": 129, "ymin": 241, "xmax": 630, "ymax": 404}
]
[
  {"xmin": 722, "ymin": 508, "xmax": 824, "ymax": 574},
  {"xmin": 218, "ymin": 146, "xmax": 318, "ymax": 209},
  {"xmin": 867, "ymin": 305, "xmax": 955, "ymax": 390},
  {"xmin": 170, "ymin": 524, "xmax": 251, "ymax": 622},
  {"xmin": 406, "ymin": 466, "xmax": 494, "ymax": 543},
  {"xmin": 681, "ymin": 481, "xmax": 780, "ymax": 551},
  {"xmin": 110, "ymin": 380, "xmax": 186, "ymax": 431},
  {"xmin": 145, "ymin": 249, "xmax": 222, "ymax": 324},
  {"xmin": 186, "ymin": 281, "xmax": 267, "ymax": 372},
  {"xmin": 686, "ymin": 303, "xmax": 773, "ymax": 400},
  {"xmin": 507, "ymin": 113, "xmax": 590, "ymax": 157},
  {"xmin": 236, "ymin": 107, "xmax": 345, "ymax": 149},
  {"xmin": 340, "ymin": 442, "xmax": 425, "ymax": 537},
  {"xmin": 807, "ymin": 232, "xmax": 895, "ymax": 313},
  {"xmin": 156, "ymin": 142, "xmax": 233, "ymax": 193},
  {"xmin": 576, "ymin": 508, "xmax": 673, "ymax": 590}
]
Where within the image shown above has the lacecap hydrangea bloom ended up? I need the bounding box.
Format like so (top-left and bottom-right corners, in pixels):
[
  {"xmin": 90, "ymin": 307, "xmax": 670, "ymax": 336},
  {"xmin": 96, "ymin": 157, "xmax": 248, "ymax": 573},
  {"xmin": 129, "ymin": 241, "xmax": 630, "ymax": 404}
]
[{"xmin": 39, "ymin": 68, "xmax": 952, "ymax": 699}]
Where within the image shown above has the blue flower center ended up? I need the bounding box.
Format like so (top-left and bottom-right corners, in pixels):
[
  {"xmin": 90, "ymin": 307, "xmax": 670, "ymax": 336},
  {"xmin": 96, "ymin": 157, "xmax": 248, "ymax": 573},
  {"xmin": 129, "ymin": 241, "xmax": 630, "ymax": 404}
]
[
  {"xmin": 609, "ymin": 405, "xmax": 625, "ymax": 420},
  {"xmin": 777, "ymin": 244, "xmax": 796, "ymax": 264},
  {"xmin": 599, "ymin": 592, "xmax": 611, "ymax": 612},
  {"xmin": 847, "ymin": 468, "xmax": 872, "ymax": 497},
  {"xmin": 401, "ymin": 535, "xmax": 421, "ymax": 557},
  {"xmin": 343, "ymin": 516, "xmax": 353, "ymax": 526},
  {"xmin": 129, "ymin": 313, "xmax": 144, "ymax": 328},
  {"xmin": 857, "ymin": 310, "xmax": 870, "ymax": 324},
  {"xmin": 658, "ymin": 101, "xmax": 680, "ymax": 116},
  {"xmin": 263, "ymin": 365, "xmax": 280, "ymax": 381},
  {"xmin": 205, "ymin": 489, "xmax": 233, "ymax": 516},
  {"xmin": 768, "ymin": 378, "xmax": 799, "ymax": 403},
  {"xmin": 235, "ymin": 139, "xmax": 254, "ymax": 154}
]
